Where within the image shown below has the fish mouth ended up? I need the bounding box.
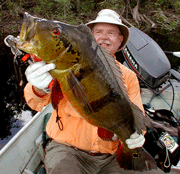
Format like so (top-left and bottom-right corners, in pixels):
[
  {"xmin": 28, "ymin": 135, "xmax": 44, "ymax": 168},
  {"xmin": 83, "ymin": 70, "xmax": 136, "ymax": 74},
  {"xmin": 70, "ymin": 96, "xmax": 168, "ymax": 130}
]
[{"xmin": 17, "ymin": 12, "xmax": 37, "ymax": 50}]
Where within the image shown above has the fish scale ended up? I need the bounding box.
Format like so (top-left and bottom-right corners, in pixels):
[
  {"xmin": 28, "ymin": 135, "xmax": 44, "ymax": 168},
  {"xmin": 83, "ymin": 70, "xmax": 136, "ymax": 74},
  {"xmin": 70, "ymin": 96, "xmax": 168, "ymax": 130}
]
[{"xmin": 14, "ymin": 12, "xmax": 157, "ymax": 171}]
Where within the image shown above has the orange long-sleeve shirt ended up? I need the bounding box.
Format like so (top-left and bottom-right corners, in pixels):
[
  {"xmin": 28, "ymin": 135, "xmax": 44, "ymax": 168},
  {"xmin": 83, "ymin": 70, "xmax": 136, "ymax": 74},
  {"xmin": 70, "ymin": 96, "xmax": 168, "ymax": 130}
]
[{"xmin": 24, "ymin": 61, "xmax": 144, "ymax": 154}]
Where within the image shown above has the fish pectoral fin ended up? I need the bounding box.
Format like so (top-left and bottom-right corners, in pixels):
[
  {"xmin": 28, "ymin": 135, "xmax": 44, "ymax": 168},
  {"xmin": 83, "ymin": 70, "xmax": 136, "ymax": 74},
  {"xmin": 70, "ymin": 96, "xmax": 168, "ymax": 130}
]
[
  {"xmin": 50, "ymin": 69, "xmax": 69, "ymax": 79},
  {"xmin": 67, "ymin": 70, "xmax": 93, "ymax": 114}
]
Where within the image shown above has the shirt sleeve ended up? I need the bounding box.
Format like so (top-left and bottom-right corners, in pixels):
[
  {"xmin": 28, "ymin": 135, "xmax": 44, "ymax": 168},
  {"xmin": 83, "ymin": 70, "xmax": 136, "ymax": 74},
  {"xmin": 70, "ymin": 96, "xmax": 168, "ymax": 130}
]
[
  {"xmin": 126, "ymin": 71, "xmax": 144, "ymax": 112},
  {"xmin": 24, "ymin": 83, "xmax": 51, "ymax": 112}
]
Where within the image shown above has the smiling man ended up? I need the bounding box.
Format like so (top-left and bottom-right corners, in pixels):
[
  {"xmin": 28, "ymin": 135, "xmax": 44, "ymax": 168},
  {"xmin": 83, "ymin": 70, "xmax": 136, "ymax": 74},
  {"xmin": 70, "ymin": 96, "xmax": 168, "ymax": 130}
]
[
  {"xmin": 86, "ymin": 9, "xmax": 129, "ymax": 57},
  {"xmin": 93, "ymin": 23, "xmax": 123, "ymax": 56},
  {"xmin": 23, "ymin": 9, "xmax": 153, "ymax": 174}
]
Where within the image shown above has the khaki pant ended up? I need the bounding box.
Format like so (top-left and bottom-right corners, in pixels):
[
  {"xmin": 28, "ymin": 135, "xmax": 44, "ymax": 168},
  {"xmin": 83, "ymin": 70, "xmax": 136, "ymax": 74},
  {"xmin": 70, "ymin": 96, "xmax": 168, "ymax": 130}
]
[{"xmin": 45, "ymin": 140, "xmax": 165, "ymax": 174}]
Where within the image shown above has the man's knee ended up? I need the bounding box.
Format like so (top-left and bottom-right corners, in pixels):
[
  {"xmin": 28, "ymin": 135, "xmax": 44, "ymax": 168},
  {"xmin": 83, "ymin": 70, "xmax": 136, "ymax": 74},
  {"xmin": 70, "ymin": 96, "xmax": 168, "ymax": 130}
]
[
  {"xmin": 47, "ymin": 156, "xmax": 82, "ymax": 174},
  {"xmin": 45, "ymin": 141, "xmax": 79, "ymax": 173}
]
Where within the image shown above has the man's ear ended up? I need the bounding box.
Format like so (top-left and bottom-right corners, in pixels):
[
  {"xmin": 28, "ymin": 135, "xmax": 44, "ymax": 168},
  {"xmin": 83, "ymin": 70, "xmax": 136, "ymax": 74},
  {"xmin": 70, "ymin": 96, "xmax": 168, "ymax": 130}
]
[
  {"xmin": 119, "ymin": 35, "xmax": 124, "ymax": 44},
  {"xmin": 117, "ymin": 35, "xmax": 125, "ymax": 52},
  {"xmin": 117, "ymin": 35, "xmax": 124, "ymax": 51}
]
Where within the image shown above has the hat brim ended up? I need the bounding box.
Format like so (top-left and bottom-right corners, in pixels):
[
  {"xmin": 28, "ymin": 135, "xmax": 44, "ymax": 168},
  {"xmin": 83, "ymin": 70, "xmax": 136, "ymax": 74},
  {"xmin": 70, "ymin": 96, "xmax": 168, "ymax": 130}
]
[{"xmin": 86, "ymin": 21, "xmax": 130, "ymax": 51}]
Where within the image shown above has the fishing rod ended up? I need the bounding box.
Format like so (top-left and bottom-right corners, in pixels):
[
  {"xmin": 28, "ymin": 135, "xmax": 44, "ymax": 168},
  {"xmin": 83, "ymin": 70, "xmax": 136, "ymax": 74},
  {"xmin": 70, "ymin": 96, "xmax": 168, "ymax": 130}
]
[{"xmin": 164, "ymin": 51, "xmax": 180, "ymax": 58}]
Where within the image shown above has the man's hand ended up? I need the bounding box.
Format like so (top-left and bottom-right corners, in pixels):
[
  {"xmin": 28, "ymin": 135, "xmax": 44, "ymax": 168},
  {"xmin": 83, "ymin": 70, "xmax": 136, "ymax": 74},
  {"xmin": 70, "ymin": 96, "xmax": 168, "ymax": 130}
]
[
  {"xmin": 25, "ymin": 61, "xmax": 55, "ymax": 92},
  {"xmin": 125, "ymin": 131, "xmax": 145, "ymax": 149}
]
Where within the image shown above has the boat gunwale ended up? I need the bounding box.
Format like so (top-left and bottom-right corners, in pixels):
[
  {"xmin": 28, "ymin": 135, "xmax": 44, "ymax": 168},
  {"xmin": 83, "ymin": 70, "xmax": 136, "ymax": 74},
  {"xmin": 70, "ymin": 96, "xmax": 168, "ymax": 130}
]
[{"xmin": 0, "ymin": 104, "xmax": 53, "ymax": 158}]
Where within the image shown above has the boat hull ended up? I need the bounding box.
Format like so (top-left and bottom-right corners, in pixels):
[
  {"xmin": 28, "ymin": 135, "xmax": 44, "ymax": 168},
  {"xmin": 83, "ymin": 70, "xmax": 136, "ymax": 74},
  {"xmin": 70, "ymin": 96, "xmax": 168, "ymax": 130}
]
[{"xmin": 0, "ymin": 104, "xmax": 53, "ymax": 174}]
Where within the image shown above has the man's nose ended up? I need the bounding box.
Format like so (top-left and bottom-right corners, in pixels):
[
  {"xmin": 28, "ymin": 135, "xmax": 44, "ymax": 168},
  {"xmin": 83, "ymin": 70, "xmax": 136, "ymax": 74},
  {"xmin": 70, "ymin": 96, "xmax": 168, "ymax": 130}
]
[{"xmin": 100, "ymin": 32, "xmax": 108, "ymax": 39}]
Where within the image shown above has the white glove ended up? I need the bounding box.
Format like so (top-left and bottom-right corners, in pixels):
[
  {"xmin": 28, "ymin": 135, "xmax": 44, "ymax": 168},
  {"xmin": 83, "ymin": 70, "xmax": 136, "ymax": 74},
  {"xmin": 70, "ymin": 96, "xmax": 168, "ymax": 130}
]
[
  {"xmin": 25, "ymin": 61, "xmax": 55, "ymax": 92},
  {"xmin": 125, "ymin": 131, "xmax": 145, "ymax": 149}
]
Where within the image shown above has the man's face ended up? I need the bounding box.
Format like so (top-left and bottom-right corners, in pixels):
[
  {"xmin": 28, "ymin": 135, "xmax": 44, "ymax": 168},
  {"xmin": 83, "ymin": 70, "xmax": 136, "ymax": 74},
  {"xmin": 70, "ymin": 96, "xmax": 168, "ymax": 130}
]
[{"xmin": 93, "ymin": 23, "xmax": 123, "ymax": 56}]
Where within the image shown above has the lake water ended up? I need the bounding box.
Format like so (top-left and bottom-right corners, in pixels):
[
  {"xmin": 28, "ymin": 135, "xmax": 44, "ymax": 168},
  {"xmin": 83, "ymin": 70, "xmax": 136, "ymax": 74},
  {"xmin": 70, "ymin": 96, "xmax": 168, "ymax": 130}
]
[{"xmin": 0, "ymin": 110, "xmax": 33, "ymax": 150}]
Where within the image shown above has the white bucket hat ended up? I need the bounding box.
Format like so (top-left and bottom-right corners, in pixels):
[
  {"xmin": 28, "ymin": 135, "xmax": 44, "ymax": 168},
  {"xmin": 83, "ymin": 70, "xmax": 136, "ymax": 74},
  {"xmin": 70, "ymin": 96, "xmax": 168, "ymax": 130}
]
[{"xmin": 86, "ymin": 9, "xmax": 130, "ymax": 50}]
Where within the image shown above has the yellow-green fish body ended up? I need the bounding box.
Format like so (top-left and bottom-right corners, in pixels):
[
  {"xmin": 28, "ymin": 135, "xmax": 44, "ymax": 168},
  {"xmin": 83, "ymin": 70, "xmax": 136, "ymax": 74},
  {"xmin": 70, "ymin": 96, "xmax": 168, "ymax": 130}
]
[{"xmin": 15, "ymin": 12, "xmax": 157, "ymax": 171}]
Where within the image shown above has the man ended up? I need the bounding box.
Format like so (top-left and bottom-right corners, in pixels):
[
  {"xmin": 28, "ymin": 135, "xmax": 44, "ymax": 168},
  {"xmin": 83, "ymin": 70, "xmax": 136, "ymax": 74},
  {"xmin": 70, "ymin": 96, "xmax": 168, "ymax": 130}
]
[{"xmin": 24, "ymin": 9, "xmax": 146, "ymax": 174}]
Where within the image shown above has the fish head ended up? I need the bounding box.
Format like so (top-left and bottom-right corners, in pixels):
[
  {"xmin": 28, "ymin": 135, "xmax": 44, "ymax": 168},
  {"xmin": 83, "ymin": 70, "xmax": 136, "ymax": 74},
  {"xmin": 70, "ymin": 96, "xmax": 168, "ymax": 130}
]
[
  {"xmin": 17, "ymin": 12, "xmax": 89, "ymax": 69},
  {"xmin": 18, "ymin": 12, "xmax": 61, "ymax": 62}
]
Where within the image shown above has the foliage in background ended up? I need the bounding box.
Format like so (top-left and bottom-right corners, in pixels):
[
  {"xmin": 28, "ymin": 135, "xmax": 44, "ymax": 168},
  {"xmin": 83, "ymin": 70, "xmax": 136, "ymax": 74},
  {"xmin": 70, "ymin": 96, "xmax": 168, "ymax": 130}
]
[{"xmin": 1, "ymin": 0, "xmax": 180, "ymax": 40}]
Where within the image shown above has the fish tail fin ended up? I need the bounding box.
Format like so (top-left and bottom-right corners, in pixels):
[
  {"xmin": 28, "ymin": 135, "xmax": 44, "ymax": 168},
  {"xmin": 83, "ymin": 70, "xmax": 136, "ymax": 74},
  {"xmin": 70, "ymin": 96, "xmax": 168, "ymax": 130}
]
[{"xmin": 116, "ymin": 145, "xmax": 157, "ymax": 171}]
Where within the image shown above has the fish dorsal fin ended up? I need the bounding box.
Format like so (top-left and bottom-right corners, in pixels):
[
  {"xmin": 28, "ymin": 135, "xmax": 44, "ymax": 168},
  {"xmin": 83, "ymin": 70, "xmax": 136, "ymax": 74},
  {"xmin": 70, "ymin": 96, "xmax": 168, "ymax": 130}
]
[
  {"xmin": 96, "ymin": 46, "xmax": 130, "ymax": 99},
  {"xmin": 96, "ymin": 46, "xmax": 148, "ymax": 132}
]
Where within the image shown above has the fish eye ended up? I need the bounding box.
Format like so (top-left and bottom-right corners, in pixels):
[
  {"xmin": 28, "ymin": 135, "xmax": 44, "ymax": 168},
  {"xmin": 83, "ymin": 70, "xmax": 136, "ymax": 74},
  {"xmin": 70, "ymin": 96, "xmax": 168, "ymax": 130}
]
[{"xmin": 53, "ymin": 28, "xmax": 61, "ymax": 35}]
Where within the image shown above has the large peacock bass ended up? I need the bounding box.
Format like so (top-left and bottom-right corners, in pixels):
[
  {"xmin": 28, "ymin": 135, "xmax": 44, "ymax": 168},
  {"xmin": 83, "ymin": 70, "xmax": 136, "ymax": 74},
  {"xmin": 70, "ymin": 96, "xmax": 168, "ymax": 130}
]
[{"xmin": 14, "ymin": 12, "xmax": 157, "ymax": 171}]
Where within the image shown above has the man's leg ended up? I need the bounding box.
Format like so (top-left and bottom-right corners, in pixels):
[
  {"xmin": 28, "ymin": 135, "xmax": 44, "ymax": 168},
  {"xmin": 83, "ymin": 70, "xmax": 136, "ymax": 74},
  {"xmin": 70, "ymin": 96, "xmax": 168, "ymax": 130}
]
[
  {"xmin": 45, "ymin": 140, "xmax": 81, "ymax": 174},
  {"xmin": 44, "ymin": 140, "xmax": 97, "ymax": 174},
  {"xmin": 98, "ymin": 153, "xmax": 165, "ymax": 174},
  {"xmin": 97, "ymin": 153, "xmax": 124, "ymax": 174}
]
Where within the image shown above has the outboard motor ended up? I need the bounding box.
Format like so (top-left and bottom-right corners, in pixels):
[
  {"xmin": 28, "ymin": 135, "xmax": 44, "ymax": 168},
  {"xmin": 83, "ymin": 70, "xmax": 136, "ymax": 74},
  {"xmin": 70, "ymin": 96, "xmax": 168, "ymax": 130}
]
[
  {"xmin": 121, "ymin": 27, "xmax": 180, "ymax": 173},
  {"xmin": 122, "ymin": 27, "xmax": 171, "ymax": 89}
]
